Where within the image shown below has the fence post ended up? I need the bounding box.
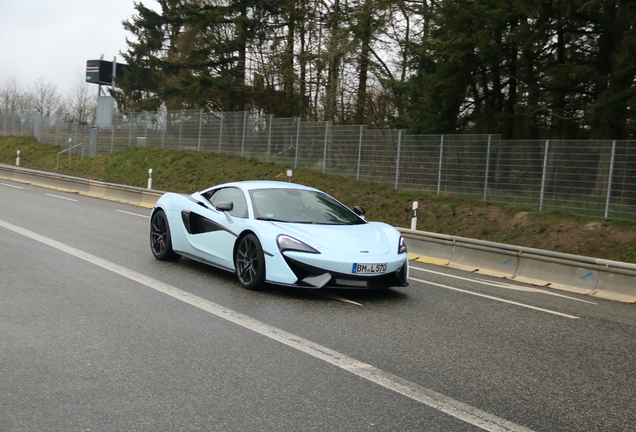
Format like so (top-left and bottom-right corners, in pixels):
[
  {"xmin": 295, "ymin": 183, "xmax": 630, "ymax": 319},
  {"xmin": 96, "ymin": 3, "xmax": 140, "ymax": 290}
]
[
  {"xmin": 357, "ymin": 125, "xmax": 364, "ymax": 180},
  {"xmin": 161, "ymin": 112, "xmax": 165, "ymax": 149},
  {"xmin": 128, "ymin": 113, "xmax": 133, "ymax": 147},
  {"xmin": 179, "ymin": 110, "xmax": 184, "ymax": 150},
  {"xmin": 540, "ymin": 140, "xmax": 550, "ymax": 211},
  {"xmin": 294, "ymin": 117, "xmax": 301, "ymax": 169},
  {"xmin": 484, "ymin": 134, "xmax": 492, "ymax": 202},
  {"xmin": 605, "ymin": 140, "xmax": 617, "ymax": 219},
  {"xmin": 266, "ymin": 114, "xmax": 273, "ymax": 162},
  {"xmin": 110, "ymin": 113, "xmax": 115, "ymax": 154},
  {"xmin": 218, "ymin": 112, "xmax": 224, "ymax": 153},
  {"xmin": 241, "ymin": 111, "xmax": 248, "ymax": 157},
  {"xmin": 395, "ymin": 130, "xmax": 403, "ymax": 190},
  {"xmin": 437, "ymin": 135, "xmax": 444, "ymax": 196},
  {"xmin": 197, "ymin": 109, "xmax": 203, "ymax": 152},
  {"xmin": 322, "ymin": 121, "xmax": 330, "ymax": 174}
]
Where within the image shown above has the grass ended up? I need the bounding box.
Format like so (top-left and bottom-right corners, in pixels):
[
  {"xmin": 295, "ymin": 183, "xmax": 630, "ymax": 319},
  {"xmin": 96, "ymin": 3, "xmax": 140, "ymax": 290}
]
[{"xmin": 2, "ymin": 136, "xmax": 636, "ymax": 264}]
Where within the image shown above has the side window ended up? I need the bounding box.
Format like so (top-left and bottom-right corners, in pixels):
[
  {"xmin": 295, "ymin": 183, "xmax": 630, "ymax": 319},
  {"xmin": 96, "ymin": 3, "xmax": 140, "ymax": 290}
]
[{"xmin": 207, "ymin": 187, "xmax": 248, "ymax": 218}]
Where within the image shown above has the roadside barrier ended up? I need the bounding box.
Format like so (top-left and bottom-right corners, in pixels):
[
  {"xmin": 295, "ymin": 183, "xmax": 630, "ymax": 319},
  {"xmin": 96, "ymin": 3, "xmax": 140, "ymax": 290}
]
[
  {"xmin": 400, "ymin": 227, "xmax": 636, "ymax": 303},
  {"xmin": 1, "ymin": 163, "xmax": 634, "ymax": 303},
  {"xmin": 0, "ymin": 164, "xmax": 163, "ymax": 209}
]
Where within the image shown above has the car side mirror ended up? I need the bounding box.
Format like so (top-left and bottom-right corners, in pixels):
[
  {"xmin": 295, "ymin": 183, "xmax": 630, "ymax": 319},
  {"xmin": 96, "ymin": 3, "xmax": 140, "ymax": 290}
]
[
  {"xmin": 216, "ymin": 201, "xmax": 234, "ymax": 212},
  {"xmin": 353, "ymin": 206, "xmax": 366, "ymax": 219}
]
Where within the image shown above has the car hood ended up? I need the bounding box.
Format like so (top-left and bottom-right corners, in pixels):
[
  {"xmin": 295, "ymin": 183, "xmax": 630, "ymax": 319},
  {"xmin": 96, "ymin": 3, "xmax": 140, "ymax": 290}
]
[{"xmin": 272, "ymin": 222, "xmax": 390, "ymax": 255}]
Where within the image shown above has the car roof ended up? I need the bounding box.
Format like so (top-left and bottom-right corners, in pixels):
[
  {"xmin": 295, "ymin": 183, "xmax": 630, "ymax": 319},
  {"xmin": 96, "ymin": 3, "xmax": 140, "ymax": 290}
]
[{"xmin": 204, "ymin": 180, "xmax": 319, "ymax": 193}]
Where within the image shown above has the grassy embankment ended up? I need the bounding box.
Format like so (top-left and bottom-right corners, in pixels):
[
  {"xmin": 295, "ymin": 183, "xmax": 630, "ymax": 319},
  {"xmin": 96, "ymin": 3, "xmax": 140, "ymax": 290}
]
[{"xmin": 1, "ymin": 136, "xmax": 636, "ymax": 263}]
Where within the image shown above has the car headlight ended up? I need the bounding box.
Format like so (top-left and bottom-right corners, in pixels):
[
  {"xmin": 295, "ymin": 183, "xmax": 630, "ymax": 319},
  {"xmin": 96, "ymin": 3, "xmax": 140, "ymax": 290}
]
[
  {"xmin": 398, "ymin": 236, "xmax": 407, "ymax": 254},
  {"xmin": 277, "ymin": 235, "xmax": 320, "ymax": 254}
]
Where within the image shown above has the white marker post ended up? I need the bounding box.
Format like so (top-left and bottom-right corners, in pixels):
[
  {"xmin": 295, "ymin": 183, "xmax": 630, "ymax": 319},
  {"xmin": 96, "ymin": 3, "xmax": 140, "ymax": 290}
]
[
  {"xmin": 16, "ymin": 150, "xmax": 20, "ymax": 166},
  {"xmin": 411, "ymin": 201, "xmax": 419, "ymax": 230},
  {"xmin": 287, "ymin": 169, "xmax": 292, "ymax": 182},
  {"xmin": 147, "ymin": 168, "xmax": 153, "ymax": 190}
]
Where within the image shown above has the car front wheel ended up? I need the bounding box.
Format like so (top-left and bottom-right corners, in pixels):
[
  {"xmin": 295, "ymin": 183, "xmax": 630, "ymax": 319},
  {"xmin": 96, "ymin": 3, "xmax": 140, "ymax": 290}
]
[
  {"xmin": 150, "ymin": 209, "xmax": 181, "ymax": 261},
  {"xmin": 235, "ymin": 234, "xmax": 266, "ymax": 290}
]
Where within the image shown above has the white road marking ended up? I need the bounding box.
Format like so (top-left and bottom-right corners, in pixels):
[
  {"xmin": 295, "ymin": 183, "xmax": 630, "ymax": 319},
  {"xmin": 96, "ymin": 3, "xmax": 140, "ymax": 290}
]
[
  {"xmin": 411, "ymin": 266, "xmax": 596, "ymax": 305},
  {"xmin": 0, "ymin": 218, "xmax": 534, "ymax": 432},
  {"xmin": 410, "ymin": 277, "xmax": 579, "ymax": 319},
  {"xmin": 475, "ymin": 279, "xmax": 597, "ymax": 305},
  {"xmin": 1, "ymin": 183, "xmax": 23, "ymax": 189},
  {"xmin": 318, "ymin": 291, "xmax": 364, "ymax": 306},
  {"xmin": 46, "ymin": 193, "xmax": 77, "ymax": 202},
  {"xmin": 115, "ymin": 209, "xmax": 150, "ymax": 218}
]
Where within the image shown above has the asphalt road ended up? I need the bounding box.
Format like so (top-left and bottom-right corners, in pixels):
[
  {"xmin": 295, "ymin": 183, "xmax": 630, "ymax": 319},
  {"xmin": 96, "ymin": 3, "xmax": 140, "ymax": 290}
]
[{"xmin": 1, "ymin": 179, "xmax": 636, "ymax": 432}]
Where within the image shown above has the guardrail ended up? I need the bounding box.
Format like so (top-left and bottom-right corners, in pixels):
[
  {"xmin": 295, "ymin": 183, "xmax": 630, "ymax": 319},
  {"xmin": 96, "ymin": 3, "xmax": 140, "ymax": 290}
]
[
  {"xmin": 0, "ymin": 163, "xmax": 163, "ymax": 208},
  {"xmin": 399, "ymin": 228, "xmax": 636, "ymax": 303},
  {"xmin": 1, "ymin": 163, "xmax": 634, "ymax": 303}
]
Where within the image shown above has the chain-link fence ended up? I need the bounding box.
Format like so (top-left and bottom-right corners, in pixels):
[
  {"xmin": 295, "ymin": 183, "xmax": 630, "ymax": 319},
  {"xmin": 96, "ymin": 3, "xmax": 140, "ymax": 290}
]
[{"xmin": 3, "ymin": 109, "xmax": 636, "ymax": 221}]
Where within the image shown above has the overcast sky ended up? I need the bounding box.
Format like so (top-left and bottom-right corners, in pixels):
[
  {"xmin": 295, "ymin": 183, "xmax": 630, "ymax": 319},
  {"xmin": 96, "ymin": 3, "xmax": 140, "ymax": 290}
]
[{"xmin": 0, "ymin": 0, "xmax": 149, "ymax": 96}]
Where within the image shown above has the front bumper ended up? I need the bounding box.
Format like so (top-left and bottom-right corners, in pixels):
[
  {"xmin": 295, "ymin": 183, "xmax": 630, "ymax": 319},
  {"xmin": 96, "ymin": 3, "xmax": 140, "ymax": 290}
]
[{"xmin": 283, "ymin": 256, "xmax": 409, "ymax": 289}]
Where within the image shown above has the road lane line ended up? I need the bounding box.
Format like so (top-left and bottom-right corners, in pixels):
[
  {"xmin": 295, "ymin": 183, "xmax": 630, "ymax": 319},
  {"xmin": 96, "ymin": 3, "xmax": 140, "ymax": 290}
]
[
  {"xmin": 411, "ymin": 266, "xmax": 596, "ymax": 305},
  {"xmin": 46, "ymin": 193, "xmax": 77, "ymax": 201},
  {"xmin": 0, "ymin": 218, "xmax": 534, "ymax": 432},
  {"xmin": 1, "ymin": 183, "xmax": 24, "ymax": 189},
  {"xmin": 115, "ymin": 209, "xmax": 150, "ymax": 218},
  {"xmin": 410, "ymin": 277, "xmax": 579, "ymax": 319}
]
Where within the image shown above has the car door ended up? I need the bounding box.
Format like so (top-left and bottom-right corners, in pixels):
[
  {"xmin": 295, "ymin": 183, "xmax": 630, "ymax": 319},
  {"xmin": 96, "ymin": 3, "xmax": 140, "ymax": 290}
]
[{"xmin": 182, "ymin": 187, "xmax": 248, "ymax": 270}]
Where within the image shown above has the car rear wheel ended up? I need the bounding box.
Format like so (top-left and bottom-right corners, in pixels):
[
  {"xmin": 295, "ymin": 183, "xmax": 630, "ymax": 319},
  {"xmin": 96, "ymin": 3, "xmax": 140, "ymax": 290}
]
[
  {"xmin": 235, "ymin": 234, "xmax": 266, "ymax": 290},
  {"xmin": 150, "ymin": 209, "xmax": 181, "ymax": 261}
]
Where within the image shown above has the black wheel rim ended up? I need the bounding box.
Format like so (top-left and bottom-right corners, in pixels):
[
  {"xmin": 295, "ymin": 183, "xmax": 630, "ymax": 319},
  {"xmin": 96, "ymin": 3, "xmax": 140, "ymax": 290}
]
[
  {"xmin": 237, "ymin": 237, "xmax": 259, "ymax": 285},
  {"xmin": 151, "ymin": 213, "xmax": 168, "ymax": 256}
]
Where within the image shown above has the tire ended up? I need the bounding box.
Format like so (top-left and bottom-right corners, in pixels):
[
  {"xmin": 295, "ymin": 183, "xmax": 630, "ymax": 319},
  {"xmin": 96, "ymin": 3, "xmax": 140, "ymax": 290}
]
[
  {"xmin": 150, "ymin": 209, "xmax": 181, "ymax": 261},
  {"xmin": 234, "ymin": 234, "xmax": 266, "ymax": 290}
]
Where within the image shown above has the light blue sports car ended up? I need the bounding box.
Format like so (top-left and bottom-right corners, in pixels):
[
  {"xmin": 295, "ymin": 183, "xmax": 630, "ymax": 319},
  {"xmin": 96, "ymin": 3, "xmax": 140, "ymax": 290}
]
[{"xmin": 150, "ymin": 180, "xmax": 409, "ymax": 290}]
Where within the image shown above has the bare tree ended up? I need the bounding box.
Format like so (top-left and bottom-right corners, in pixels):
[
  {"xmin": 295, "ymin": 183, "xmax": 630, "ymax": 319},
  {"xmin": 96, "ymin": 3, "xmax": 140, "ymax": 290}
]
[
  {"xmin": 66, "ymin": 69, "xmax": 96, "ymax": 124},
  {"xmin": 0, "ymin": 77, "xmax": 31, "ymax": 112},
  {"xmin": 29, "ymin": 77, "xmax": 62, "ymax": 117}
]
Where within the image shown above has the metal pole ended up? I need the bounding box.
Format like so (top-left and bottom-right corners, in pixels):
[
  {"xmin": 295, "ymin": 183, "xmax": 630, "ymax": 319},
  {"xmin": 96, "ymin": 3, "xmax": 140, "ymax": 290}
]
[
  {"xmin": 161, "ymin": 112, "xmax": 165, "ymax": 149},
  {"xmin": 266, "ymin": 114, "xmax": 273, "ymax": 163},
  {"xmin": 294, "ymin": 117, "xmax": 301, "ymax": 169},
  {"xmin": 357, "ymin": 125, "xmax": 364, "ymax": 180},
  {"xmin": 179, "ymin": 110, "xmax": 183, "ymax": 150},
  {"xmin": 437, "ymin": 135, "xmax": 444, "ymax": 196},
  {"xmin": 540, "ymin": 140, "xmax": 550, "ymax": 211},
  {"xmin": 218, "ymin": 113, "xmax": 224, "ymax": 154},
  {"xmin": 128, "ymin": 112, "xmax": 133, "ymax": 147},
  {"xmin": 197, "ymin": 109, "xmax": 203, "ymax": 152},
  {"xmin": 322, "ymin": 121, "xmax": 330, "ymax": 175},
  {"xmin": 395, "ymin": 130, "xmax": 403, "ymax": 190},
  {"xmin": 484, "ymin": 134, "xmax": 492, "ymax": 202},
  {"xmin": 241, "ymin": 111, "xmax": 247, "ymax": 157},
  {"xmin": 605, "ymin": 140, "xmax": 617, "ymax": 219}
]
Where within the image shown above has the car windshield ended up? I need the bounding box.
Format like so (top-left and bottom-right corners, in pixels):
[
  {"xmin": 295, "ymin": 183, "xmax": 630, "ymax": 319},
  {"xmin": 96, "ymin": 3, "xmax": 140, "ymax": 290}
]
[{"xmin": 250, "ymin": 188, "xmax": 365, "ymax": 225}]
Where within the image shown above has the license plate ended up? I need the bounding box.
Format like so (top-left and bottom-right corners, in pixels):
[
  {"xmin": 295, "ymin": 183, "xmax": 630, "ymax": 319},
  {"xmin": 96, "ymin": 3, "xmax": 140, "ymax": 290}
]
[{"xmin": 352, "ymin": 263, "xmax": 387, "ymax": 274}]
